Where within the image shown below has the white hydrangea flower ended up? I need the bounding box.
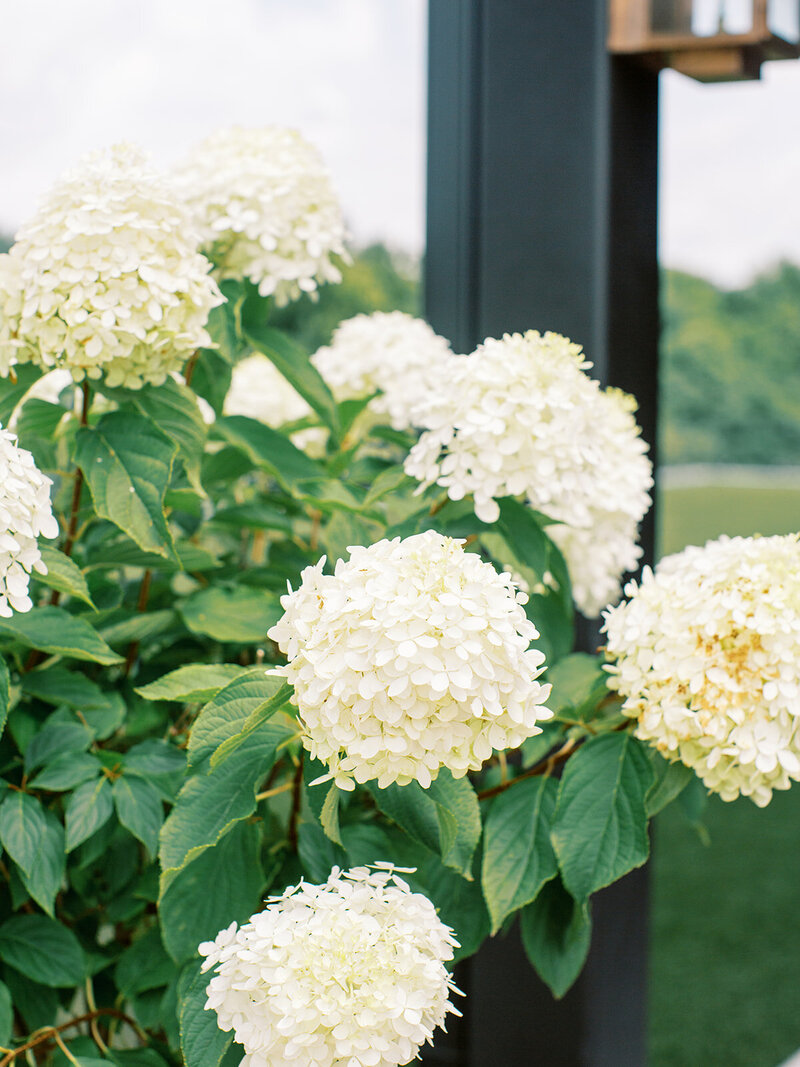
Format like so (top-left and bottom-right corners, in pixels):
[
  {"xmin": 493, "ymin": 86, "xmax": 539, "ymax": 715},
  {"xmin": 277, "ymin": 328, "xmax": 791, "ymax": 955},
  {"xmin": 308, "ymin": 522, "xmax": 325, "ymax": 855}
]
[
  {"xmin": 174, "ymin": 126, "xmax": 347, "ymax": 306},
  {"xmin": 223, "ymin": 353, "xmax": 325, "ymax": 455},
  {"xmin": 268, "ymin": 530, "xmax": 552, "ymax": 790},
  {"xmin": 603, "ymin": 534, "xmax": 800, "ymax": 807},
  {"xmin": 404, "ymin": 331, "xmax": 653, "ymax": 616},
  {"xmin": 0, "ymin": 144, "xmax": 223, "ymax": 390},
  {"xmin": 200, "ymin": 864, "xmax": 460, "ymax": 1067},
  {"xmin": 0, "ymin": 426, "xmax": 58, "ymax": 617},
  {"xmin": 312, "ymin": 311, "xmax": 455, "ymax": 431}
]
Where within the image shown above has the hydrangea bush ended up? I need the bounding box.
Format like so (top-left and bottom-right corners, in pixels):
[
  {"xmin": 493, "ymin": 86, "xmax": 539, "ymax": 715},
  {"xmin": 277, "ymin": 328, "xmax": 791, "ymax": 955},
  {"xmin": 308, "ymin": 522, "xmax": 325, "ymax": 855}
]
[{"xmin": 0, "ymin": 128, "xmax": 787, "ymax": 1065}]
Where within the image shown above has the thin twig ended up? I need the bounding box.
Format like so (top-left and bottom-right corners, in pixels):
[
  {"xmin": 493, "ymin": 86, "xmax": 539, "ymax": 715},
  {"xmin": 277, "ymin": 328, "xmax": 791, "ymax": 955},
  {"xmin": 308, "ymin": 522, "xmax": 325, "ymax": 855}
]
[
  {"xmin": 255, "ymin": 780, "xmax": 294, "ymax": 803},
  {"xmin": 476, "ymin": 738, "xmax": 579, "ymax": 802},
  {"xmin": 122, "ymin": 568, "xmax": 153, "ymax": 677},
  {"xmin": 84, "ymin": 978, "xmax": 109, "ymax": 1056},
  {"xmin": 183, "ymin": 350, "xmax": 199, "ymax": 387},
  {"xmin": 0, "ymin": 1009, "xmax": 144, "ymax": 1066}
]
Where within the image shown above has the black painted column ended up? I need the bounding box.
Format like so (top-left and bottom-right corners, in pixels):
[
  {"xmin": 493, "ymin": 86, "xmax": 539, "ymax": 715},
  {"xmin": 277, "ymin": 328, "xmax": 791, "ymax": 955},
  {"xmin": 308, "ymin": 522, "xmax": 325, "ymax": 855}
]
[{"xmin": 424, "ymin": 1, "xmax": 659, "ymax": 1064}]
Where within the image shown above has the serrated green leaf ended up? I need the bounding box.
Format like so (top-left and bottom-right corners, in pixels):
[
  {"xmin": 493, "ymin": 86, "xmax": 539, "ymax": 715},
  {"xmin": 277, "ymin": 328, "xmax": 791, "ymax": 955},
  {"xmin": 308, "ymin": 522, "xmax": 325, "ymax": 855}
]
[
  {"xmin": 123, "ymin": 739, "xmax": 187, "ymax": 777},
  {"xmin": 188, "ymin": 670, "xmax": 288, "ymax": 767},
  {"xmin": 551, "ymin": 732, "xmax": 653, "ymax": 901},
  {"xmin": 0, "ymin": 979, "xmax": 12, "ymax": 1046},
  {"xmin": 113, "ymin": 776, "xmax": 164, "ymax": 857},
  {"xmin": 3, "ymin": 966, "xmax": 58, "ymax": 1030},
  {"xmin": 179, "ymin": 958, "xmax": 233, "ymax": 1067},
  {"xmin": 21, "ymin": 665, "xmax": 107, "ymax": 710},
  {"xmin": 75, "ymin": 410, "xmax": 177, "ymax": 558},
  {"xmin": 65, "ymin": 777, "xmax": 114, "ymax": 851},
  {"xmin": 99, "ymin": 609, "xmax": 177, "ymax": 647},
  {"xmin": 242, "ymin": 315, "xmax": 340, "ymax": 440},
  {"xmin": 319, "ymin": 783, "xmax": 343, "ymax": 846},
  {"xmin": 298, "ymin": 820, "xmax": 347, "ymax": 881},
  {"xmin": 179, "ymin": 585, "xmax": 282, "ymax": 643},
  {"xmin": 211, "ymin": 681, "xmax": 293, "ymax": 766},
  {"xmin": 416, "ymin": 854, "xmax": 490, "ymax": 962},
  {"xmin": 81, "ymin": 690, "xmax": 126, "ymax": 740},
  {"xmin": 29, "ymin": 751, "xmax": 101, "ymax": 792},
  {"xmin": 128, "ymin": 377, "xmax": 208, "ymax": 494},
  {"xmin": 115, "ymin": 925, "xmax": 175, "ymax": 996},
  {"xmin": 645, "ymin": 751, "xmax": 693, "ymax": 817},
  {"xmin": 160, "ymin": 720, "xmax": 292, "ymax": 887},
  {"xmin": 211, "ymin": 502, "xmax": 293, "ymax": 533},
  {"xmin": 24, "ymin": 722, "xmax": 93, "ymax": 773},
  {"xmin": 35, "ymin": 545, "xmax": 94, "ymax": 607},
  {"xmin": 0, "ymin": 606, "xmax": 123, "ymax": 664},
  {"xmin": 520, "ymin": 876, "xmax": 592, "ymax": 998},
  {"xmin": 481, "ymin": 776, "xmax": 559, "ymax": 933},
  {"xmin": 0, "ymin": 792, "xmax": 48, "ymax": 878},
  {"xmin": 160, "ymin": 821, "xmax": 265, "ymax": 964},
  {"xmin": 0, "ymin": 914, "xmax": 85, "ymax": 987},
  {"xmin": 363, "ymin": 465, "xmax": 414, "ymax": 506},
  {"xmin": 546, "ymin": 652, "xmax": 609, "ymax": 716},
  {"xmin": 19, "ymin": 806, "xmax": 65, "ymax": 916},
  {"xmin": 494, "ymin": 496, "xmax": 551, "ymax": 576},
  {"xmin": 215, "ymin": 415, "xmax": 323, "ymax": 490},
  {"xmin": 0, "ymin": 365, "xmax": 44, "ymax": 425},
  {"xmin": 136, "ymin": 664, "xmax": 247, "ymax": 704},
  {"xmin": 368, "ymin": 773, "xmax": 480, "ymax": 877}
]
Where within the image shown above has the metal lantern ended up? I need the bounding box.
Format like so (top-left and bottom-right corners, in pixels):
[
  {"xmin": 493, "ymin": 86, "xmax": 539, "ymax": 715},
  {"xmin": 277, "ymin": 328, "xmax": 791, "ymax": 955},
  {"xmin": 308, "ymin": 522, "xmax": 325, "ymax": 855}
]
[{"xmin": 609, "ymin": 0, "xmax": 800, "ymax": 80}]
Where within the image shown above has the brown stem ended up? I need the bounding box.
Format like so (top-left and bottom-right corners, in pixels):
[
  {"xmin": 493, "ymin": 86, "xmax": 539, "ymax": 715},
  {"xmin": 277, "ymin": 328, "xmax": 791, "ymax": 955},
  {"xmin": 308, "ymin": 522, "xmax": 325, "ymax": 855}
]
[
  {"xmin": 477, "ymin": 738, "xmax": 580, "ymax": 802},
  {"xmin": 183, "ymin": 350, "xmax": 199, "ymax": 387},
  {"xmin": 122, "ymin": 568, "xmax": 153, "ymax": 678},
  {"xmin": 287, "ymin": 752, "xmax": 304, "ymax": 850},
  {"xmin": 57, "ymin": 382, "xmax": 91, "ymax": 564},
  {"xmin": 308, "ymin": 509, "xmax": 322, "ymax": 555},
  {"xmin": 0, "ymin": 1009, "xmax": 144, "ymax": 1066}
]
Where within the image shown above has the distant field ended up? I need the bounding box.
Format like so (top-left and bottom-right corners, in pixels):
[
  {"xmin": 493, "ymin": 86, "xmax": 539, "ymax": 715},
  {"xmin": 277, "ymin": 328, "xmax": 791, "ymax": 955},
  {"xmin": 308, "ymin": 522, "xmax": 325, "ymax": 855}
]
[
  {"xmin": 657, "ymin": 465, "xmax": 800, "ymax": 557},
  {"xmin": 651, "ymin": 465, "xmax": 800, "ymax": 1066}
]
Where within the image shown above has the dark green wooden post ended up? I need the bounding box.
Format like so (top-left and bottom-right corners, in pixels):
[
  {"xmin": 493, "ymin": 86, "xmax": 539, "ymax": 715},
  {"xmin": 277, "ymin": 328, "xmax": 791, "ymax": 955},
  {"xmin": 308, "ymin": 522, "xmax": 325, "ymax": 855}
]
[{"xmin": 423, "ymin": 1, "xmax": 659, "ymax": 1063}]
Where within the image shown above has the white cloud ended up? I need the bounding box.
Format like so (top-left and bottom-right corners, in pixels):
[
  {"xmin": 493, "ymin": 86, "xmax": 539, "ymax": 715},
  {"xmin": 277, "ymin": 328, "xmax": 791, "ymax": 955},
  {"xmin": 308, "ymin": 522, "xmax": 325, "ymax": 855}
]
[{"xmin": 0, "ymin": 0, "xmax": 426, "ymax": 251}]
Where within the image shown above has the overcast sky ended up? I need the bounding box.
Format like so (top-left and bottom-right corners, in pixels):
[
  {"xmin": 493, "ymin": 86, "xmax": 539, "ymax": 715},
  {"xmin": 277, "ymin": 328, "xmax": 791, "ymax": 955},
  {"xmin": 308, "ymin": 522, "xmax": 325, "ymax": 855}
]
[{"xmin": 2, "ymin": 0, "xmax": 799, "ymax": 289}]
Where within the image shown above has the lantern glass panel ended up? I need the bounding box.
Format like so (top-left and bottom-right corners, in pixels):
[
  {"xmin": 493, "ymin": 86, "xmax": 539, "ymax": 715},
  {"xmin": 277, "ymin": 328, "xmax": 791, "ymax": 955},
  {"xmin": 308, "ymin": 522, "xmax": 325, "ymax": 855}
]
[{"xmin": 768, "ymin": 0, "xmax": 800, "ymax": 41}]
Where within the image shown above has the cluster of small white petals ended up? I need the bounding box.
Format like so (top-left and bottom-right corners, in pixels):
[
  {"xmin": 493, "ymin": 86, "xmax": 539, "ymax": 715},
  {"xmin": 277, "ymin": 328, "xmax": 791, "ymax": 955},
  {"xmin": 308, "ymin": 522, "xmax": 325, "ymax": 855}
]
[
  {"xmin": 0, "ymin": 144, "xmax": 223, "ymax": 390},
  {"xmin": 0, "ymin": 427, "xmax": 58, "ymax": 617},
  {"xmin": 268, "ymin": 530, "xmax": 552, "ymax": 789},
  {"xmin": 224, "ymin": 353, "xmax": 325, "ymax": 455},
  {"xmin": 603, "ymin": 534, "xmax": 800, "ymax": 807},
  {"xmin": 404, "ymin": 332, "xmax": 653, "ymax": 616},
  {"xmin": 174, "ymin": 126, "xmax": 347, "ymax": 306},
  {"xmin": 312, "ymin": 311, "xmax": 455, "ymax": 431},
  {"xmin": 200, "ymin": 864, "xmax": 461, "ymax": 1067}
]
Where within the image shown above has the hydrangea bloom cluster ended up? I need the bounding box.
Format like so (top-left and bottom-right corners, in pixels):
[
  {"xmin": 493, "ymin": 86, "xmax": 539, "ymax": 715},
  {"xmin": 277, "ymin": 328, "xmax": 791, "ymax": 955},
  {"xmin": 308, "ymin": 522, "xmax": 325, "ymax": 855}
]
[
  {"xmin": 268, "ymin": 530, "xmax": 552, "ymax": 789},
  {"xmin": 603, "ymin": 534, "xmax": 800, "ymax": 807},
  {"xmin": 0, "ymin": 426, "xmax": 58, "ymax": 617},
  {"xmin": 0, "ymin": 144, "xmax": 223, "ymax": 390},
  {"xmin": 200, "ymin": 864, "xmax": 460, "ymax": 1067},
  {"xmin": 404, "ymin": 331, "xmax": 653, "ymax": 616},
  {"xmin": 312, "ymin": 311, "xmax": 455, "ymax": 430},
  {"xmin": 173, "ymin": 126, "xmax": 347, "ymax": 306},
  {"xmin": 223, "ymin": 353, "xmax": 325, "ymax": 455}
]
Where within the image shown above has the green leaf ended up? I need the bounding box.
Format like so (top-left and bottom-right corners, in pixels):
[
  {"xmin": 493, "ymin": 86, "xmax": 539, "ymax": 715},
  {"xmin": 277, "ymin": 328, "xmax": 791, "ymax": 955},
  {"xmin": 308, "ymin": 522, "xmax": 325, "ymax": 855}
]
[
  {"xmin": 35, "ymin": 545, "xmax": 94, "ymax": 607},
  {"xmin": 188, "ymin": 670, "xmax": 289, "ymax": 767},
  {"xmin": 298, "ymin": 820, "xmax": 347, "ymax": 881},
  {"xmin": 546, "ymin": 652, "xmax": 609, "ymax": 717},
  {"xmin": 29, "ymin": 751, "xmax": 101, "ymax": 791},
  {"xmin": 65, "ymin": 777, "xmax": 114, "ymax": 852},
  {"xmin": 19, "ymin": 806, "xmax": 65, "ymax": 916},
  {"xmin": 24, "ymin": 722, "xmax": 92, "ymax": 773},
  {"xmin": 481, "ymin": 776, "xmax": 559, "ymax": 933},
  {"xmin": 160, "ymin": 720, "xmax": 292, "ymax": 887},
  {"xmin": 363, "ymin": 465, "xmax": 414, "ymax": 506},
  {"xmin": 22, "ymin": 666, "xmax": 108, "ymax": 709},
  {"xmin": 0, "ymin": 365, "xmax": 44, "ymax": 425},
  {"xmin": 75, "ymin": 410, "xmax": 177, "ymax": 558},
  {"xmin": 123, "ymin": 739, "xmax": 187, "ymax": 777},
  {"xmin": 160, "ymin": 820, "xmax": 265, "ymax": 964},
  {"xmin": 210, "ymin": 681, "xmax": 293, "ymax": 765},
  {"xmin": 551, "ymin": 732, "xmax": 653, "ymax": 901},
  {"xmin": 136, "ymin": 664, "xmax": 247, "ymax": 704},
  {"xmin": 0, "ymin": 657, "xmax": 8, "ymax": 741},
  {"xmin": 520, "ymin": 876, "xmax": 592, "ymax": 998},
  {"xmin": 179, "ymin": 959, "xmax": 233, "ymax": 1067},
  {"xmin": 128, "ymin": 377, "xmax": 208, "ymax": 494},
  {"xmin": 495, "ymin": 496, "xmax": 551, "ymax": 576},
  {"xmin": 99, "ymin": 609, "xmax": 177, "ymax": 647},
  {"xmin": 212, "ymin": 502, "xmax": 293, "ymax": 533},
  {"xmin": 645, "ymin": 752, "xmax": 693, "ymax": 817},
  {"xmin": 115, "ymin": 926, "xmax": 175, "ymax": 996},
  {"xmin": 0, "ymin": 914, "xmax": 85, "ymax": 987},
  {"xmin": 319, "ymin": 783, "xmax": 343, "ymax": 847},
  {"xmin": 179, "ymin": 586, "xmax": 282, "ymax": 643},
  {"xmin": 0, "ymin": 979, "xmax": 12, "ymax": 1047},
  {"xmin": 3, "ymin": 966, "xmax": 58, "ymax": 1030},
  {"xmin": 0, "ymin": 606, "xmax": 123, "ymax": 664},
  {"xmin": 242, "ymin": 314, "xmax": 340, "ymax": 439},
  {"xmin": 369, "ymin": 772, "xmax": 481, "ymax": 877},
  {"xmin": 416, "ymin": 854, "xmax": 490, "ymax": 962},
  {"xmin": 113, "ymin": 776, "xmax": 164, "ymax": 857},
  {"xmin": 215, "ymin": 415, "xmax": 323, "ymax": 490}
]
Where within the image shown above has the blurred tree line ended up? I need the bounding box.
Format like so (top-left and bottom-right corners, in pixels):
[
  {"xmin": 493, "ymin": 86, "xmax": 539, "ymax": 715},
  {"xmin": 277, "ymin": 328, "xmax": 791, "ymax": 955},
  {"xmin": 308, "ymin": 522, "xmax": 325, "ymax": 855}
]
[{"xmin": 1, "ymin": 227, "xmax": 797, "ymax": 467}]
